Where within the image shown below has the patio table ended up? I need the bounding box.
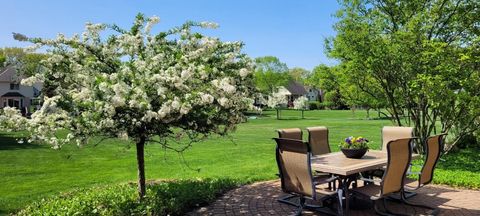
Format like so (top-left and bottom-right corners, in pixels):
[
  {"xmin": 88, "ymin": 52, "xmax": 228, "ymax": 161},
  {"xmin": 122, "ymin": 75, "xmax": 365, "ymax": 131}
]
[{"xmin": 311, "ymin": 150, "xmax": 420, "ymax": 215}]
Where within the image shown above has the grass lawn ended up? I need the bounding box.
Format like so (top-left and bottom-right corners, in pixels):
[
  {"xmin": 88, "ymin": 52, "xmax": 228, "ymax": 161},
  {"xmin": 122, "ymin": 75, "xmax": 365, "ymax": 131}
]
[{"xmin": 0, "ymin": 109, "xmax": 478, "ymax": 214}]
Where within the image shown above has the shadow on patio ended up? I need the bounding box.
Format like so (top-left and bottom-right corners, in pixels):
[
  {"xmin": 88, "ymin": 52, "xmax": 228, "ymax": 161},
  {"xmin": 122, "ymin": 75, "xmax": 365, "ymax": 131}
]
[{"xmin": 189, "ymin": 180, "xmax": 480, "ymax": 215}]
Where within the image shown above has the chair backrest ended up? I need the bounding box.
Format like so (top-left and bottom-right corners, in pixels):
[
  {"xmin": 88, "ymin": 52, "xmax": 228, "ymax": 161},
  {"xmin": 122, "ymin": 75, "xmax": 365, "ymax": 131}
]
[
  {"xmin": 306, "ymin": 126, "xmax": 331, "ymax": 155},
  {"xmin": 277, "ymin": 128, "xmax": 302, "ymax": 140},
  {"xmin": 274, "ymin": 138, "xmax": 315, "ymax": 199},
  {"xmin": 381, "ymin": 126, "xmax": 414, "ymax": 151},
  {"xmin": 381, "ymin": 138, "xmax": 413, "ymax": 196},
  {"xmin": 419, "ymin": 134, "xmax": 446, "ymax": 186}
]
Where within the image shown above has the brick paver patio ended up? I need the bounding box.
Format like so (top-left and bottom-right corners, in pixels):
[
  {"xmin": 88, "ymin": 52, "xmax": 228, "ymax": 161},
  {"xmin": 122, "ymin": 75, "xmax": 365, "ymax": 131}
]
[{"xmin": 189, "ymin": 180, "xmax": 480, "ymax": 215}]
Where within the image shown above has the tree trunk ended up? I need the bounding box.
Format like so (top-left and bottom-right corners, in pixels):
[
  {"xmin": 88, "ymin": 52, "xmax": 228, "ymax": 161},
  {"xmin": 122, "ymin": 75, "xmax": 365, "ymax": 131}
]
[
  {"xmin": 136, "ymin": 137, "xmax": 146, "ymax": 199},
  {"xmin": 276, "ymin": 108, "xmax": 280, "ymax": 120}
]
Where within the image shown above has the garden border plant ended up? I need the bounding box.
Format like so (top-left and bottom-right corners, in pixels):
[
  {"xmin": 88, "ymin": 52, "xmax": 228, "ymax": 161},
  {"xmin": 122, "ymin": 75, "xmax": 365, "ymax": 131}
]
[{"xmin": 16, "ymin": 178, "xmax": 239, "ymax": 216}]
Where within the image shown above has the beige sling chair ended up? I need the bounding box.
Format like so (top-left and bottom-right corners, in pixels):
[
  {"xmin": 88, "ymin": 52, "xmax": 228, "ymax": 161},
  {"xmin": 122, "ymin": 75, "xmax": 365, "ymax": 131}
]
[
  {"xmin": 395, "ymin": 134, "xmax": 446, "ymax": 215},
  {"xmin": 381, "ymin": 126, "xmax": 414, "ymax": 151},
  {"xmin": 277, "ymin": 128, "xmax": 303, "ymax": 140},
  {"xmin": 352, "ymin": 138, "xmax": 414, "ymax": 215},
  {"xmin": 276, "ymin": 128, "xmax": 304, "ymax": 206},
  {"xmin": 364, "ymin": 126, "xmax": 414, "ymax": 180},
  {"xmin": 274, "ymin": 138, "xmax": 340, "ymax": 215},
  {"xmin": 306, "ymin": 126, "xmax": 337, "ymax": 190},
  {"xmin": 306, "ymin": 126, "xmax": 331, "ymax": 155}
]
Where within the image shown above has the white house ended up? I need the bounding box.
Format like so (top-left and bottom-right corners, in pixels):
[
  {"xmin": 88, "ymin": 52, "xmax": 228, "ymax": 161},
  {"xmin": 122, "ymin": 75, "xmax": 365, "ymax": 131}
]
[
  {"xmin": 305, "ymin": 86, "xmax": 323, "ymax": 102},
  {"xmin": 0, "ymin": 66, "xmax": 42, "ymax": 112},
  {"xmin": 285, "ymin": 81, "xmax": 323, "ymax": 103}
]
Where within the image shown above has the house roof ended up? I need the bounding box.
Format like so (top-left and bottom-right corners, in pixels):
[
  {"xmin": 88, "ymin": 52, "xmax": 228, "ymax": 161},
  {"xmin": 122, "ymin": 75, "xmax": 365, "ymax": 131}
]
[
  {"xmin": 0, "ymin": 66, "xmax": 23, "ymax": 82},
  {"xmin": 276, "ymin": 86, "xmax": 292, "ymax": 95},
  {"xmin": 304, "ymin": 86, "xmax": 317, "ymax": 92},
  {"xmin": 285, "ymin": 80, "xmax": 307, "ymax": 95},
  {"xmin": 1, "ymin": 92, "xmax": 25, "ymax": 97}
]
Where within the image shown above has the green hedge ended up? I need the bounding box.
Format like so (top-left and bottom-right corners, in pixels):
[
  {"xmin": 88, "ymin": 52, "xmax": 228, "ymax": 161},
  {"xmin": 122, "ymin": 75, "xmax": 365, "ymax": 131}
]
[
  {"xmin": 16, "ymin": 178, "xmax": 238, "ymax": 216},
  {"xmin": 308, "ymin": 101, "xmax": 322, "ymax": 110},
  {"xmin": 321, "ymin": 101, "xmax": 335, "ymax": 110}
]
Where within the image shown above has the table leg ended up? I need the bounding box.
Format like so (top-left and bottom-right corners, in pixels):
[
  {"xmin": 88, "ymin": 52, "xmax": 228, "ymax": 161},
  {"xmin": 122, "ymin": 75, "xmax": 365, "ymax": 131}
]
[{"xmin": 337, "ymin": 175, "xmax": 356, "ymax": 216}]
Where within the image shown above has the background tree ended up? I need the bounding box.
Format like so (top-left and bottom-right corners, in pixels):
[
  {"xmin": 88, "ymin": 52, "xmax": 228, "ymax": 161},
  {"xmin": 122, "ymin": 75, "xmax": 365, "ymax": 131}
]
[
  {"xmin": 327, "ymin": 0, "xmax": 480, "ymax": 152},
  {"xmin": 306, "ymin": 64, "xmax": 348, "ymax": 110},
  {"xmin": 4, "ymin": 14, "xmax": 256, "ymax": 198},
  {"xmin": 288, "ymin": 67, "xmax": 309, "ymax": 83},
  {"xmin": 0, "ymin": 55, "xmax": 5, "ymax": 66},
  {"xmin": 254, "ymin": 56, "xmax": 291, "ymax": 93},
  {"xmin": 0, "ymin": 47, "xmax": 48, "ymax": 76}
]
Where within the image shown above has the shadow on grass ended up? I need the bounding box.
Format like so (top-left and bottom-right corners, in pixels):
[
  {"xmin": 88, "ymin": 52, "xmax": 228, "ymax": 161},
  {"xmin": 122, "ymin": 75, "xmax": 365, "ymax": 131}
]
[
  {"xmin": 0, "ymin": 133, "xmax": 43, "ymax": 150},
  {"xmin": 275, "ymin": 118, "xmax": 308, "ymax": 120}
]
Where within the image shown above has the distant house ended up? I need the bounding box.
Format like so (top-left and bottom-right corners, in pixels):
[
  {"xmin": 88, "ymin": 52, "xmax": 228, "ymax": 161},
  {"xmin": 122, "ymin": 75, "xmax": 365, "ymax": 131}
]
[
  {"xmin": 305, "ymin": 86, "xmax": 323, "ymax": 102},
  {"xmin": 255, "ymin": 81, "xmax": 324, "ymax": 108},
  {"xmin": 285, "ymin": 81, "xmax": 307, "ymax": 103},
  {"xmin": 285, "ymin": 80, "xmax": 323, "ymax": 102},
  {"xmin": 0, "ymin": 66, "xmax": 42, "ymax": 113}
]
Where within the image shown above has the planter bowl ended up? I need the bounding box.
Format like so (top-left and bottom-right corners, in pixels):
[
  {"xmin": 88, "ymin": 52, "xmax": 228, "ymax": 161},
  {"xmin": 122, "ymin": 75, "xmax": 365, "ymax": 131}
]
[{"xmin": 341, "ymin": 148, "xmax": 368, "ymax": 159}]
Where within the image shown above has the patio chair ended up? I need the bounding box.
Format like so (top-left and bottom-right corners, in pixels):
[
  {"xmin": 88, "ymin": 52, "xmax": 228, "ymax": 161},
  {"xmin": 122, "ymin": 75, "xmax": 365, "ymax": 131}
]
[
  {"xmin": 381, "ymin": 126, "xmax": 414, "ymax": 151},
  {"xmin": 351, "ymin": 138, "xmax": 414, "ymax": 215},
  {"xmin": 274, "ymin": 138, "xmax": 341, "ymax": 215},
  {"xmin": 396, "ymin": 134, "xmax": 446, "ymax": 214},
  {"xmin": 306, "ymin": 126, "xmax": 337, "ymax": 190},
  {"xmin": 276, "ymin": 128, "xmax": 304, "ymax": 205},
  {"xmin": 277, "ymin": 128, "xmax": 303, "ymax": 140},
  {"xmin": 364, "ymin": 126, "xmax": 414, "ymax": 180},
  {"xmin": 306, "ymin": 126, "xmax": 331, "ymax": 155}
]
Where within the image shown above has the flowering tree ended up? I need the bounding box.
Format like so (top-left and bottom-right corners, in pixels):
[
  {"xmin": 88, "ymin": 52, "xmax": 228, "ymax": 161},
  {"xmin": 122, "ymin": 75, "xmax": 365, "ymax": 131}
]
[
  {"xmin": 293, "ymin": 96, "xmax": 308, "ymax": 119},
  {"xmin": 4, "ymin": 14, "xmax": 255, "ymax": 198},
  {"xmin": 267, "ymin": 91, "xmax": 287, "ymax": 109},
  {"xmin": 293, "ymin": 96, "xmax": 308, "ymax": 110},
  {"xmin": 267, "ymin": 91, "xmax": 287, "ymax": 120}
]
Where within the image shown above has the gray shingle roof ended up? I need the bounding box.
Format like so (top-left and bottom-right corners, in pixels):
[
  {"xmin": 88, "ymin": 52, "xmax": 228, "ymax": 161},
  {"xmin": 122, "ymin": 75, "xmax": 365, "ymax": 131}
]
[
  {"xmin": 286, "ymin": 80, "xmax": 307, "ymax": 95},
  {"xmin": 0, "ymin": 66, "xmax": 22, "ymax": 82}
]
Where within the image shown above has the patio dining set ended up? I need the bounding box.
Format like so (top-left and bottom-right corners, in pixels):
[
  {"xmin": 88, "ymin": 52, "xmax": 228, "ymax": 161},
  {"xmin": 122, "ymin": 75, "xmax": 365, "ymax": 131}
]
[{"xmin": 273, "ymin": 126, "xmax": 446, "ymax": 216}]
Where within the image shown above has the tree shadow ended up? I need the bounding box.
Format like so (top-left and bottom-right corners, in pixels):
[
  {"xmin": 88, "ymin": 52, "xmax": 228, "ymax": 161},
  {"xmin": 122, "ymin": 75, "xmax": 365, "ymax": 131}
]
[
  {"xmin": 0, "ymin": 133, "xmax": 44, "ymax": 150},
  {"xmin": 190, "ymin": 180, "xmax": 480, "ymax": 216}
]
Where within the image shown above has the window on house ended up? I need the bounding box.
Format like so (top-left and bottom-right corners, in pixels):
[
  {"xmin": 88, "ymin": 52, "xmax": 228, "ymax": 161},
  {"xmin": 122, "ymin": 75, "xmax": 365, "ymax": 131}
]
[{"xmin": 10, "ymin": 83, "xmax": 20, "ymax": 90}]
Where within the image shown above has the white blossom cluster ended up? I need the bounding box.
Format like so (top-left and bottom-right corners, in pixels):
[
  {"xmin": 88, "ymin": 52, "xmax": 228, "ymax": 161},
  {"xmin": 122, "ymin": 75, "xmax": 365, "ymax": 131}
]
[
  {"xmin": 293, "ymin": 96, "xmax": 309, "ymax": 110},
  {"xmin": 267, "ymin": 91, "xmax": 288, "ymax": 108},
  {"xmin": 1, "ymin": 14, "xmax": 256, "ymax": 149}
]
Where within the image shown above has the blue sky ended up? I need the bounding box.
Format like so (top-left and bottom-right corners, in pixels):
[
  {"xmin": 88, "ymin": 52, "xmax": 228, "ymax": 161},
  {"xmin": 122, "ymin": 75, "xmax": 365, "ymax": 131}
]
[{"xmin": 0, "ymin": 0, "xmax": 340, "ymax": 70}]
